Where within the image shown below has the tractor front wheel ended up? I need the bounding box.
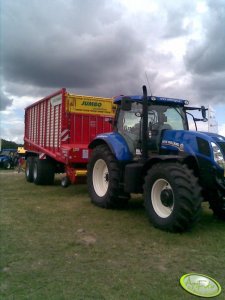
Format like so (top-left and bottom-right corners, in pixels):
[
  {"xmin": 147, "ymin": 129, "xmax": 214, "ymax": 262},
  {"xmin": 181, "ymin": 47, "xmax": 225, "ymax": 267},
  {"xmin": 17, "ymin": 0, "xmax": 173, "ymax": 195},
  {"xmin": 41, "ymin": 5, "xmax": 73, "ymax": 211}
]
[
  {"xmin": 144, "ymin": 162, "xmax": 202, "ymax": 232},
  {"xmin": 87, "ymin": 145, "xmax": 127, "ymax": 208}
]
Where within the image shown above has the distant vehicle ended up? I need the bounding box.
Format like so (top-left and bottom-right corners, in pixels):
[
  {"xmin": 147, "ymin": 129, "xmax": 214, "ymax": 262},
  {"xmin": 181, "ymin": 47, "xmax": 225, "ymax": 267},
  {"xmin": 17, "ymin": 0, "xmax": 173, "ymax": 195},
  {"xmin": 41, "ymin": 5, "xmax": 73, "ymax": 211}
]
[{"xmin": 0, "ymin": 149, "xmax": 17, "ymax": 169}]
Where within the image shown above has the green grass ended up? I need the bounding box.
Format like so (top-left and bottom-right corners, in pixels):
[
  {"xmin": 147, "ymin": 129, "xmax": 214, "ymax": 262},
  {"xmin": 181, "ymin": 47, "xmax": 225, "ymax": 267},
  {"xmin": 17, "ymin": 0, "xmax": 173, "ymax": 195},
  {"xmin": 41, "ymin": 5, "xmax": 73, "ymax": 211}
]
[{"xmin": 0, "ymin": 170, "xmax": 225, "ymax": 299}]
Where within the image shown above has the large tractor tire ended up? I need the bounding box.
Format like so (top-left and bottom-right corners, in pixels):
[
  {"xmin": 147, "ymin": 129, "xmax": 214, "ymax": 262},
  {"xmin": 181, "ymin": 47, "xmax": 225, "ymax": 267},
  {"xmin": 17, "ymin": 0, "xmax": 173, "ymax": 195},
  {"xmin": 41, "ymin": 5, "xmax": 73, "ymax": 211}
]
[
  {"xmin": 25, "ymin": 157, "xmax": 34, "ymax": 182},
  {"xmin": 144, "ymin": 162, "xmax": 202, "ymax": 232},
  {"xmin": 33, "ymin": 158, "xmax": 55, "ymax": 185},
  {"xmin": 87, "ymin": 145, "xmax": 128, "ymax": 208},
  {"xmin": 208, "ymin": 190, "xmax": 225, "ymax": 220}
]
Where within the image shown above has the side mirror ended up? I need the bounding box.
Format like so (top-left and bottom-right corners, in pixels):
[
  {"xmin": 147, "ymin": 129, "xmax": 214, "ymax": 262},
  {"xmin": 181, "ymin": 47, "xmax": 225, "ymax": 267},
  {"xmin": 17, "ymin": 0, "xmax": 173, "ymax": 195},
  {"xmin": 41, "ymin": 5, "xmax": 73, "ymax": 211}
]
[
  {"xmin": 201, "ymin": 106, "xmax": 208, "ymax": 121},
  {"xmin": 121, "ymin": 97, "xmax": 132, "ymax": 111}
]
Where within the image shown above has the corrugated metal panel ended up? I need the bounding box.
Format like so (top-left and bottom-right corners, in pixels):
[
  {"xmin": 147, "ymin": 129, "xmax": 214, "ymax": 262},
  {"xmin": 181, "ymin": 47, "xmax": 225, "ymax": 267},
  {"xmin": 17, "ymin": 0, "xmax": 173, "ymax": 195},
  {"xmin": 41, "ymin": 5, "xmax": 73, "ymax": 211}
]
[
  {"xmin": 69, "ymin": 114, "xmax": 112, "ymax": 145},
  {"xmin": 24, "ymin": 90, "xmax": 63, "ymax": 153},
  {"xmin": 24, "ymin": 89, "xmax": 114, "ymax": 163}
]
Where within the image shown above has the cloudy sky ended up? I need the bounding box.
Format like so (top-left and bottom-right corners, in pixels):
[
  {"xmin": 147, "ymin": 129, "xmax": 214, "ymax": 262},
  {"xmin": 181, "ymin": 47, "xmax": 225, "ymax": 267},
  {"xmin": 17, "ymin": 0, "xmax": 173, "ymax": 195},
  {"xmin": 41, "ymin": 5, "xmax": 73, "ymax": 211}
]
[{"xmin": 1, "ymin": 0, "xmax": 225, "ymax": 143}]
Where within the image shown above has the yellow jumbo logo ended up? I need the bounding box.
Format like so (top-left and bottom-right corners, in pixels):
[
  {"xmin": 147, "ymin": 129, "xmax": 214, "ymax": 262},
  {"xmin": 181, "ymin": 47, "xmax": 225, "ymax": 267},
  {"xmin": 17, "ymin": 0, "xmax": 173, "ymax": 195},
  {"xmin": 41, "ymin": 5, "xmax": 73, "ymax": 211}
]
[
  {"xmin": 81, "ymin": 101, "xmax": 102, "ymax": 108},
  {"xmin": 66, "ymin": 94, "xmax": 115, "ymax": 116}
]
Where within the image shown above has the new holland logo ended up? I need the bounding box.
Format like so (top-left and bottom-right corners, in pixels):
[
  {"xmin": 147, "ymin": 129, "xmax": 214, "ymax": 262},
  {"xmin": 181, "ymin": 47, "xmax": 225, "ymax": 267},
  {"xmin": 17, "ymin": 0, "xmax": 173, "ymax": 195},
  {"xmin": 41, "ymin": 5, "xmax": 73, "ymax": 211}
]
[{"xmin": 81, "ymin": 101, "xmax": 102, "ymax": 107}]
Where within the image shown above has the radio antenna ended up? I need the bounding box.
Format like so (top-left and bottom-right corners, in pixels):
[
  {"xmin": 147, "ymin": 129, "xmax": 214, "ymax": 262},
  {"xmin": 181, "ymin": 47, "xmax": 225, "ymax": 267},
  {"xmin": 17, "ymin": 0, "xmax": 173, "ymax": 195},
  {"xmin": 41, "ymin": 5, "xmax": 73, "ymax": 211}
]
[{"xmin": 145, "ymin": 72, "xmax": 153, "ymax": 96}]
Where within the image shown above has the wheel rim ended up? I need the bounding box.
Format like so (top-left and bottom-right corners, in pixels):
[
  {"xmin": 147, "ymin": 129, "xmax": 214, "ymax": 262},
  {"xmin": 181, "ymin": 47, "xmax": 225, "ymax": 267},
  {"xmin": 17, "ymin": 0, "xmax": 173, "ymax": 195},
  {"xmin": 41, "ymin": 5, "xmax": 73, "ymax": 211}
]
[
  {"xmin": 151, "ymin": 179, "xmax": 174, "ymax": 218},
  {"xmin": 93, "ymin": 159, "xmax": 109, "ymax": 197}
]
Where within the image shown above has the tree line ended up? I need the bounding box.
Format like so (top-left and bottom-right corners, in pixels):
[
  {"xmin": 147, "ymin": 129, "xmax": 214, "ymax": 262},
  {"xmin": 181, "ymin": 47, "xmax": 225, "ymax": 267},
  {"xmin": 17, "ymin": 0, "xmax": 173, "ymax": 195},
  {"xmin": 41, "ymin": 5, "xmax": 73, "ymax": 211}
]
[{"xmin": 0, "ymin": 138, "xmax": 23, "ymax": 150}]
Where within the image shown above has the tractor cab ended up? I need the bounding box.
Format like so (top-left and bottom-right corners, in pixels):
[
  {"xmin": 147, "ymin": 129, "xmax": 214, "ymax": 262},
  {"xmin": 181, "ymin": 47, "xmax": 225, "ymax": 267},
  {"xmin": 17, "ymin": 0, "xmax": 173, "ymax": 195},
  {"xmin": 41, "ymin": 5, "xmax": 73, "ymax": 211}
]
[{"xmin": 114, "ymin": 95, "xmax": 189, "ymax": 155}]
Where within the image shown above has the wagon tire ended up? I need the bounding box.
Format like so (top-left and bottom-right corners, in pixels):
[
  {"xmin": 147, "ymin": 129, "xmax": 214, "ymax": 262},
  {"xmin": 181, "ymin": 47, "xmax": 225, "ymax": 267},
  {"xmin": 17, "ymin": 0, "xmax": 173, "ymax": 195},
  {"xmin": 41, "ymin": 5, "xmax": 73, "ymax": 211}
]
[
  {"xmin": 87, "ymin": 145, "xmax": 127, "ymax": 208},
  {"xmin": 61, "ymin": 176, "xmax": 70, "ymax": 188},
  {"xmin": 25, "ymin": 157, "xmax": 34, "ymax": 182},
  {"xmin": 144, "ymin": 162, "xmax": 202, "ymax": 232},
  {"xmin": 33, "ymin": 158, "xmax": 55, "ymax": 185}
]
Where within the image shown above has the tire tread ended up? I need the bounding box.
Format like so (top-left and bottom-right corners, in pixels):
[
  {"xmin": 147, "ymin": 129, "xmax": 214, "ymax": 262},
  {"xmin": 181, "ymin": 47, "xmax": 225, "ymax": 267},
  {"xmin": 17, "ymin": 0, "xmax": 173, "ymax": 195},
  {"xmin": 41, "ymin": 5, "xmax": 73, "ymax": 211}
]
[{"xmin": 144, "ymin": 162, "xmax": 202, "ymax": 232}]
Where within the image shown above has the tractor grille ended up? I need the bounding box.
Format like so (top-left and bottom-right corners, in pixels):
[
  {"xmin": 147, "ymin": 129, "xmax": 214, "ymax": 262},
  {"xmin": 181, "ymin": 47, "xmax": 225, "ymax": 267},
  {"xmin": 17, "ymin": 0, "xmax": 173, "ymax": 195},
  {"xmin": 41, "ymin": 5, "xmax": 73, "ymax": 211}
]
[
  {"xmin": 197, "ymin": 137, "xmax": 211, "ymax": 157},
  {"xmin": 217, "ymin": 142, "xmax": 225, "ymax": 157}
]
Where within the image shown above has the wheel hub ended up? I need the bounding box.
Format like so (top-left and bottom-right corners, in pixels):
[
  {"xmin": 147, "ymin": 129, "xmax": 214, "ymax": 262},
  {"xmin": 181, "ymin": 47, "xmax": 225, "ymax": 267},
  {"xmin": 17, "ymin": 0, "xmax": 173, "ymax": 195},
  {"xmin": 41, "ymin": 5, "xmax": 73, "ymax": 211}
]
[
  {"xmin": 104, "ymin": 173, "xmax": 109, "ymax": 182},
  {"xmin": 151, "ymin": 178, "xmax": 174, "ymax": 218},
  {"xmin": 93, "ymin": 159, "xmax": 109, "ymax": 197},
  {"xmin": 161, "ymin": 188, "xmax": 173, "ymax": 207}
]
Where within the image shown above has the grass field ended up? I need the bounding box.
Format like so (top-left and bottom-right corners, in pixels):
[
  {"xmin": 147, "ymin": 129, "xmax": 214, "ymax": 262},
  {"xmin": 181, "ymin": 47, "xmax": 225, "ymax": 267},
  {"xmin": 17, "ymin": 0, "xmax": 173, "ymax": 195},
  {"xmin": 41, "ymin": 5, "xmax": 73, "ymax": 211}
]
[{"xmin": 0, "ymin": 170, "xmax": 225, "ymax": 299}]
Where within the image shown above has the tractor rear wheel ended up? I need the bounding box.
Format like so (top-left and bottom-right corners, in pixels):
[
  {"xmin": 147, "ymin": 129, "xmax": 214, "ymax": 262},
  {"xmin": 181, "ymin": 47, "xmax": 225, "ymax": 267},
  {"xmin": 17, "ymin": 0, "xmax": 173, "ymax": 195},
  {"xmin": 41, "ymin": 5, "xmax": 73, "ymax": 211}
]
[
  {"xmin": 87, "ymin": 145, "xmax": 127, "ymax": 208},
  {"xmin": 144, "ymin": 162, "xmax": 202, "ymax": 232}
]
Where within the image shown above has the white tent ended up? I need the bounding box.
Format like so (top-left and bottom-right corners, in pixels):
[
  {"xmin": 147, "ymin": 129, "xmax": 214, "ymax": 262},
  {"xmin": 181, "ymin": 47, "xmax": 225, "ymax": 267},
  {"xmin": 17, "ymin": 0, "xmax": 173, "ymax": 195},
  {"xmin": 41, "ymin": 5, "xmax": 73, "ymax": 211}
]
[{"xmin": 208, "ymin": 105, "xmax": 218, "ymax": 134}]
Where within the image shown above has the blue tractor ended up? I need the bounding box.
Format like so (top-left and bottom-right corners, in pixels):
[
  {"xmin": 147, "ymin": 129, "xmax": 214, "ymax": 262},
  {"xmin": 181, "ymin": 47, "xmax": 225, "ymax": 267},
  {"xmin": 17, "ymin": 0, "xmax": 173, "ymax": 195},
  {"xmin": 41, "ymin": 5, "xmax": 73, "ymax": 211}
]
[
  {"xmin": 87, "ymin": 86, "xmax": 225, "ymax": 232},
  {"xmin": 0, "ymin": 149, "xmax": 18, "ymax": 169}
]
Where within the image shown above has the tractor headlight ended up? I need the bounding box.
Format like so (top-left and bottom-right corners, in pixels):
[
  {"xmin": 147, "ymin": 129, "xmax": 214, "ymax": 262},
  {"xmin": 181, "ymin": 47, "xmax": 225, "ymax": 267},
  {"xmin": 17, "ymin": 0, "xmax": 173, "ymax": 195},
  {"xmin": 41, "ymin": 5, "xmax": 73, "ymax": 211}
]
[{"xmin": 211, "ymin": 142, "xmax": 225, "ymax": 169}]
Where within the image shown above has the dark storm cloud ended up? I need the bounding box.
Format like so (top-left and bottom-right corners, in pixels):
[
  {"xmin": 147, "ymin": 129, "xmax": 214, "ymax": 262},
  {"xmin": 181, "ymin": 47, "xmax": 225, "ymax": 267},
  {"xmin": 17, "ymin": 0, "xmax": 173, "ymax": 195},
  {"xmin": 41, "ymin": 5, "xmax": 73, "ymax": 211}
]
[
  {"xmin": 2, "ymin": 0, "xmax": 225, "ymax": 108},
  {"xmin": 0, "ymin": 91, "xmax": 13, "ymax": 111},
  {"xmin": 185, "ymin": 0, "xmax": 225, "ymax": 75},
  {"xmin": 162, "ymin": 2, "xmax": 194, "ymax": 38},
  {"xmin": 182, "ymin": 0, "xmax": 225, "ymax": 106},
  {"xmin": 1, "ymin": 0, "xmax": 146, "ymax": 94},
  {"xmin": 190, "ymin": 73, "xmax": 225, "ymax": 104}
]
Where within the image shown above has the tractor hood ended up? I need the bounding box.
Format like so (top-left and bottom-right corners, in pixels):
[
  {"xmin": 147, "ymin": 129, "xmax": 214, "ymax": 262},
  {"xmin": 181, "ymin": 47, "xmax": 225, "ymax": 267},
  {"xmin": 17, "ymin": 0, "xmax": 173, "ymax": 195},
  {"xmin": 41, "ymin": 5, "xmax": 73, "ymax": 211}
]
[
  {"xmin": 198, "ymin": 131, "xmax": 225, "ymax": 143},
  {"xmin": 162, "ymin": 130, "xmax": 225, "ymax": 145},
  {"xmin": 161, "ymin": 130, "xmax": 225, "ymax": 158}
]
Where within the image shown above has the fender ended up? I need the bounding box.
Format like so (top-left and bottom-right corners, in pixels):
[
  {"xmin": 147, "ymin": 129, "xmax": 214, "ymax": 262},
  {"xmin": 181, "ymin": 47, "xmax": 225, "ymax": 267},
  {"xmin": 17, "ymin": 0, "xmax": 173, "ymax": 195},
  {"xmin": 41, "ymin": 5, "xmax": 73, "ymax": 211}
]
[{"xmin": 89, "ymin": 132, "xmax": 133, "ymax": 161}]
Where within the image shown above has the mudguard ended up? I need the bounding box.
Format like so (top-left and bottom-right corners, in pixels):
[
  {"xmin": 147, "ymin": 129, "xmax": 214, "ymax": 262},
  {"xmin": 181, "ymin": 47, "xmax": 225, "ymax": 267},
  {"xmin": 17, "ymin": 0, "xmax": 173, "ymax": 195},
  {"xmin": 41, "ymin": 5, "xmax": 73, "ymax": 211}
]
[{"xmin": 89, "ymin": 132, "xmax": 133, "ymax": 161}]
